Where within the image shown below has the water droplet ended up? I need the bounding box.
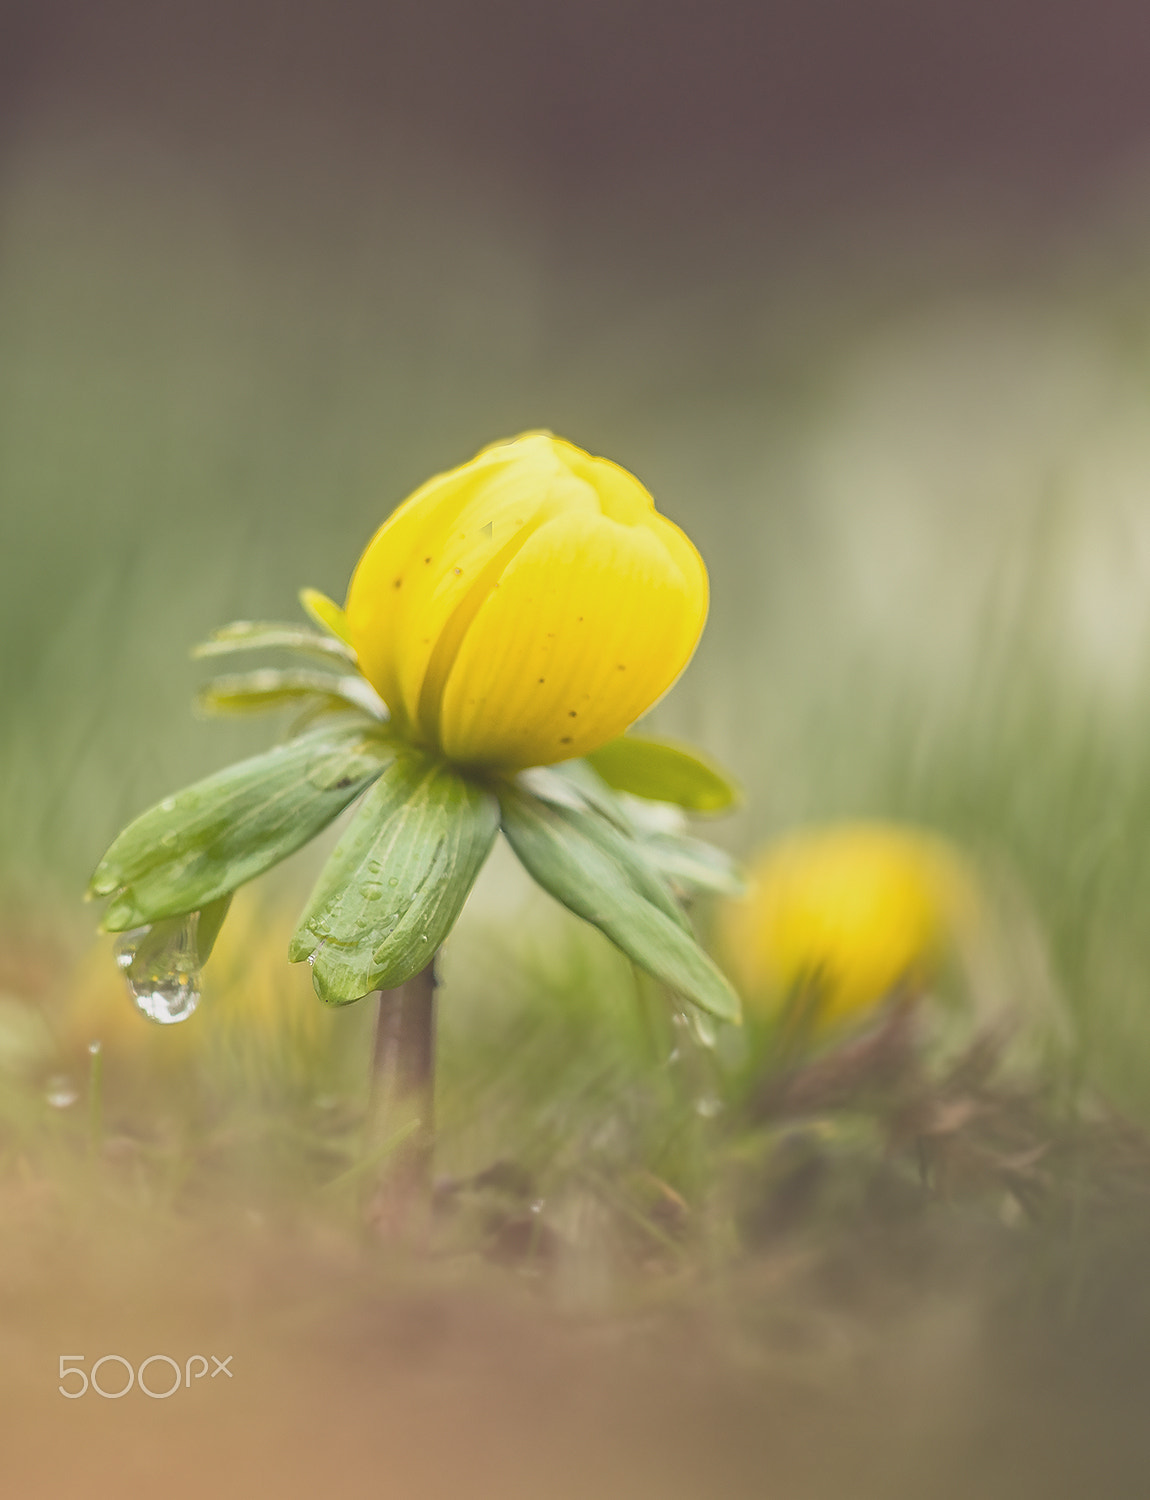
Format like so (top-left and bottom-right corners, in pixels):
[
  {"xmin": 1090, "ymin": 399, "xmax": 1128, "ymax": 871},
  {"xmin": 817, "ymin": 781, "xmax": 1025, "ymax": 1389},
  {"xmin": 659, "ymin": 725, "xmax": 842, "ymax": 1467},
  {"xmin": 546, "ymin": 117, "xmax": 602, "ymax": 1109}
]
[
  {"xmin": 160, "ymin": 797, "xmax": 176, "ymax": 813},
  {"xmin": 695, "ymin": 1095, "xmax": 723, "ymax": 1119},
  {"xmin": 87, "ymin": 1040, "xmax": 102, "ymax": 1058},
  {"xmin": 306, "ymin": 940, "xmax": 327, "ymax": 971},
  {"xmin": 113, "ymin": 928, "xmax": 148, "ymax": 971},
  {"xmin": 45, "ymin": 1075, "xmax": 79, "ymax": 1109},
  {"xmin": 160, "ymin": 831, "xmax": 178, "ymax": 847},
  {"xmin": 367, "ymin": 860, "xmax": 383, "ymax": 876},
  {"xmin": 387, "ymin": 877, "xmax": 399, "ymax": 888},
  {"xmin": 113, "ymin": 913, "xmax": 204, "ymax": 1024},
  {"xmin": 361, "ymin": 882, "xmax": 384, "ymax": 901}
]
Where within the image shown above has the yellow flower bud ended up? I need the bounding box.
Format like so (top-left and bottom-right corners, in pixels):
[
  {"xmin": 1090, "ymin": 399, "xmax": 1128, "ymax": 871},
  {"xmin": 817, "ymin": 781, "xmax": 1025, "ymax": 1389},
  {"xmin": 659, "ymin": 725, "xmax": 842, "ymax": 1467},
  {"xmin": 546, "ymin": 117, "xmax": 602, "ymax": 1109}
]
[
  {"xmin": 723, "ymin": 823, "xmax": 974, "ymax": 1028},
  {"xmin": 344, "ymin": 433, "xmax": 708, "ymax": 771}
]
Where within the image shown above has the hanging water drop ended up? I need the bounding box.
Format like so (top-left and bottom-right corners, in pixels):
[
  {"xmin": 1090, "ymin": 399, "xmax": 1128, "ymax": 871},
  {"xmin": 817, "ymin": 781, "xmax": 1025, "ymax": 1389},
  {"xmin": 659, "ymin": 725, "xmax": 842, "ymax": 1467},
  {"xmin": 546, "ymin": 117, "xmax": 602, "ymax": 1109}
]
[
  {"xmin": 114, "ymin": 929, "xmax": 148, "ymax": 972},
  {"xmin": 113, "ymin": 912, "xmax": 208, "ymax": 1024}
]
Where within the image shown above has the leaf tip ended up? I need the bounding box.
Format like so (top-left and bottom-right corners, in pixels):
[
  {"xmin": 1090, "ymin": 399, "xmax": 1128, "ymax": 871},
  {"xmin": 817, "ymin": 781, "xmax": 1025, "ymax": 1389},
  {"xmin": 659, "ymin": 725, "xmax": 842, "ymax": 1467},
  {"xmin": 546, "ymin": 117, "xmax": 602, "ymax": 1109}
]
[
  {"xmin": 287, "ymin": 928, "xmax": 317, "ymax": 965},
  {"xmin": 101, "ymin": 899, "xmax": 139, "ymax": 932}
]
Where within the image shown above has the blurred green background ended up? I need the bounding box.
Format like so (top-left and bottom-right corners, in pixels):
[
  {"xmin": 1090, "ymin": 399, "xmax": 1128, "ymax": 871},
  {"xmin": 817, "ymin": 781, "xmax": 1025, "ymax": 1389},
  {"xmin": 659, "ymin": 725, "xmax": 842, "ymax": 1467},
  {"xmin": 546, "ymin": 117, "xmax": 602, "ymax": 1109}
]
[{"xmin": 8, "ymin": 0, "xmax": 1150, "ymax": 1118}]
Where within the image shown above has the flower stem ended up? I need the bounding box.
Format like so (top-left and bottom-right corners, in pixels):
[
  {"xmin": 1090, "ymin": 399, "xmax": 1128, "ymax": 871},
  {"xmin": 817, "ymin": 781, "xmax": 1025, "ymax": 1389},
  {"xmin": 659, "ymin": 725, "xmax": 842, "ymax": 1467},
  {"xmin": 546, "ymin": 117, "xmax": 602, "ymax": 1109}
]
[{"xmin": 367, "ymin": 958, "xmax": 437, "ymax": 1240}]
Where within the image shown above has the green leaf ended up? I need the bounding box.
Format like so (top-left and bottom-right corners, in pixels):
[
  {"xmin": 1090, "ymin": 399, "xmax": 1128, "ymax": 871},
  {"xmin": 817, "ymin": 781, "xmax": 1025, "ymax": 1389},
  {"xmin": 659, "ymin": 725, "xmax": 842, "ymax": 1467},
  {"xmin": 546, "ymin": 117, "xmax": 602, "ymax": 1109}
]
[
  {"xmin": 299, "ymin": 587, "xmax": 355, "ymax": 647},
  {"xmin": 528, "ymin": 764, "xmax": 745, "ymax": 896},
  {"xmin": 192, "ymin": 619, "xmax": 358, "ymax": 666},
  {"xmin": 291, "ymin": 753, "xmax": 500, "ymax": 1004},
  {"xmin": 585, "ymin": 735, "xmax": 740, "ymax": 812},
  {"xmin": 91, "ymin": 724, "xmax": 394, "ymax": 929},
  {"xmin": 522, "ymin": 763, "xmax": 634, "ymax": 832},
  {"xmin": 196, "ymin": 668, "xmax": 386, "ymax": 720},
  {"xmin": 639, "ymin": 831, "xmax": 747, "ymax": 897},
  {"xmin": 498, "ymin": 782, "xmax": 742, "ymax": 1023}
]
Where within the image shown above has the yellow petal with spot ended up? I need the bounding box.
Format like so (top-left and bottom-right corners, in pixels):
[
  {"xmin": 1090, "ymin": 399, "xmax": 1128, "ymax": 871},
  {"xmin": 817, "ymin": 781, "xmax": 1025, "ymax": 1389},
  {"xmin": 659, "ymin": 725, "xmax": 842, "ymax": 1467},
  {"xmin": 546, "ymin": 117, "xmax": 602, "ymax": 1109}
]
[
  {"xmin": 437, "ymin": 506, "xmax": 707, "ymax": 769},
  {"xmin": 344, "ymin": 433, "xmax": 708, "ymax": 770},
  {"xmin": 344, "ymin": 441, "xmax": 527, "ymax": 727}
]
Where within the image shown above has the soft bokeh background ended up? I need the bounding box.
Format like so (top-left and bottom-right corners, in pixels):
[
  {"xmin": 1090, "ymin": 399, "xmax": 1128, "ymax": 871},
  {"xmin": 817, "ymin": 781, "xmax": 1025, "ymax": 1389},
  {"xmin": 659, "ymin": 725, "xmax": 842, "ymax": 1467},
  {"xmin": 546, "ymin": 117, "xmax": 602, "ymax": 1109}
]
[{"xmin": 9, "ymin": 4, "xmax": 1150, "ymax": 1494}]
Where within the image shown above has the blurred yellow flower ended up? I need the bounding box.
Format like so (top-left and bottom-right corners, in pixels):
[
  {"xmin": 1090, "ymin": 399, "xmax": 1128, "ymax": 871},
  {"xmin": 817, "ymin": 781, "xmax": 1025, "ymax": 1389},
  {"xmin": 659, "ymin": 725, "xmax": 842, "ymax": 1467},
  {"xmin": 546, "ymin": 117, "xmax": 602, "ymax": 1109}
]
[
  {"xmin": 723, "ymin": 822, "xmax": 974, "ymax": 1029},
  {"xmin": 344, "ymin": 433, "xmax": 708, "ymax": 771}
]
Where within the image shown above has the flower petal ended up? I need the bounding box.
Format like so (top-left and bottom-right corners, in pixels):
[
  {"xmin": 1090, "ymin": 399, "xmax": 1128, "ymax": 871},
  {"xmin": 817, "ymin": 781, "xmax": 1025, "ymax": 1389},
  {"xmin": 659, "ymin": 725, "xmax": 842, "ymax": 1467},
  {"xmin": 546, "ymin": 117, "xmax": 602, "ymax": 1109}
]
[
  {"xmin": 438, "ymin": 508, "xmax": 708, "ymax": 769},
  {"xmin": 345, "ymin": 435, "xmax": 580, "ymax": 731}
]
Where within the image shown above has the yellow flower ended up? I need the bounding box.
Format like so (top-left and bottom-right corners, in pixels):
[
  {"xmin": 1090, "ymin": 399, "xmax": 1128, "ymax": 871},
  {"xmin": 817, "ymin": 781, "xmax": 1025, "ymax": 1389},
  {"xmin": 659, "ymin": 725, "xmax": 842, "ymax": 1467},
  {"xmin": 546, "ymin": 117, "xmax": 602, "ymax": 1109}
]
[
  {"xmin": 723, "ymin": 822, "xmax": 973, "ymax": 1028},
  {"xmin": 344, "ymin": 433, "xmax": 708, "ymax": 771}
]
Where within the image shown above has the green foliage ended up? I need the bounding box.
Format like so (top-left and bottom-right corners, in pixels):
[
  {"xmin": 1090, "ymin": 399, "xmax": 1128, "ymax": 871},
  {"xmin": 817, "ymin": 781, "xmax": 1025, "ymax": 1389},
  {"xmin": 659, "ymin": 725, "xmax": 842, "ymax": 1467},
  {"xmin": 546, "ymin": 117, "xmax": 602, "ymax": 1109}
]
[
  {"xmin": 195, "ymin": 668, "xmax": 384, "ymax": 719},
  {"xmin": 290, "ymin": 751, "xmax": 500, "ymax": 1002},
  {"xmin": 637, "ymin": 830, "xmax": 746, "ymax": 897},
  {"xmin": 192, "ymin": 620, "xmax": 358, "ymax": 666},
  {"xmin": 498, "ymin": 780, "xmax": 742, "ymax": 1023},
  {"xmin": 586, "ymin": 734, "xmax": 740, "ymax": 812},
  {"xmin": 90, "ymin": 724, "xmax": 394, "ymax": 929}
]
